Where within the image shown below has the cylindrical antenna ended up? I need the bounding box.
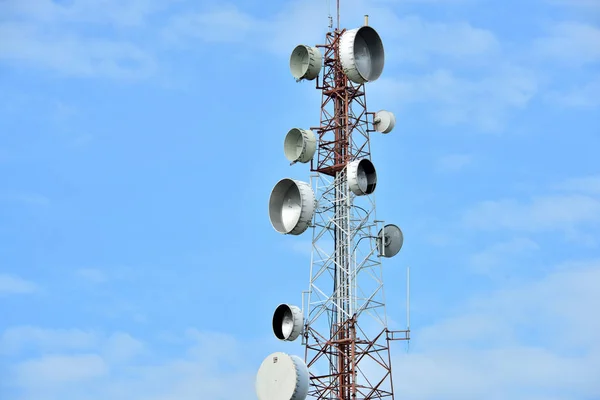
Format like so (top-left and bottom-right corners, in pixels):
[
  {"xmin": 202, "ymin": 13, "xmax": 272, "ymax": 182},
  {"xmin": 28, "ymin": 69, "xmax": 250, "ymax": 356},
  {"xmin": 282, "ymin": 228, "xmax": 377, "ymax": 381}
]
[
  {"xmin": 364, "ymin": 15, "xmax": 369, "ymax": 26},
  {"xmin": 337, "ymin": 0, "xmax": 340, "ymax": 29}
]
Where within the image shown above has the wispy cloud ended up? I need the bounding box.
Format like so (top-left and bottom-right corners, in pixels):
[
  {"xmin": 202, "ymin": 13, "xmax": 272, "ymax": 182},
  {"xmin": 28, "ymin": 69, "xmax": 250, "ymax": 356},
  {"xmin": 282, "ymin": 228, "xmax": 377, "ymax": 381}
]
[
  {"xmin": 15, "ymin": 354, "xmax": 108, "ymax": 386},
  {"xmin": 0, "ymin": 0, "xmax": 161, "ymax": 78},
  {"xmin": 163, "ymin": 5, "xmax": 262, "ymax": 45},
  {"xmin": 76, "ymin": 268, "xmax": 108, "ymax": 284},
  {"xmin": 534, "ymin": 21, "xmax": 600, "ymax": 67},
  {"xmin": 435, "ymin": 154, "xmax": 472, "ymax": 173},
  {"xmin": 162, "ymin": 1, "xmax": 327, "ymax": 56},
  {"xmin": 0, "ymin": 0, "xmax": 162, "ymax": 28},
  {"xmin": 0, "ymin": 22, "xmax": 156, "ymax": 79},
  {"xmin": 0, "ymin": 274, "xmax": 37, "ymax": 295},
  {"xmin": 393, "ymin": 260, "xmax": 600, "ymax": 398},
  {"xmin": 372, "ymin": 65, "xmax": 537, "ymax": 131},
  {"xmin": 463, "ymin": 194, "xmax": 600, "ymax": 231},
  {"xmin": 469, "ymin": 237, "xmax": 540, "ymax": 275},
  {"xmin": 2, "ymin": 328, "xmax": 256, "ymax": 400},
  {"xmin": 556, "ymin": 175, "xmax": 600, "ymax": 195},
  {"xmin": 377, "ymin": 15, "xmax": 500, "ymax": 64},
  {"xmin": 546, "ymin": 74, "xmax": 600, "ymax": 108},
  {"xmin": 1, "ymin": 327, "xmax": 98, "ymax": 355},
  {"xmin": 0, "ymin": 327, "xmax": 144, "ymax": 363}
]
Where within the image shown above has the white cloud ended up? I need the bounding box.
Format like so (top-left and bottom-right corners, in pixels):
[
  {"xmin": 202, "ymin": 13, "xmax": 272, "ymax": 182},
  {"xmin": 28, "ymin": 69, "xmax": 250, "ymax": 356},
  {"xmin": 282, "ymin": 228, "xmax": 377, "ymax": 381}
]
[
  {"xmin": 469, "ymin": 237, "xmax": 539, "ymax": 274},
  {"xmin": 0, "ymin": 327, "xmax": 98, "ymax": 355},
  {"xmin": 0, "ymin": 22, "xmax": 156, "ymax": 79},
  {"xmin": 103, "ymin": 333, "xmax": 145, "ymax": 363},
  {"xmin": 162, "ymin": 1, "xmax": 327, "ymax": 56},
  {"xmin": 163, "ymin": 5, "xmax": 261, "ymax": 45},
  {"xmin": 392, "ymin": 260, "xmax": 600, "ymax": 399},
  {"xmin": 534, "ymin": 21, "xmax": 600, "ymax": 67},
  {"xmin": 371, "ymin": 65, "xmax": 537, "ymax": 131},
  {"xmin": 463, "ymin": 194, "xmax": 600, "ymax": 231},
  {"xmin": 0, "ymin": 274, "xmax": 37, "ymax": 295},
  {"xmin": 435, "ymin": 153, "xmax": 472, "ymax": 173},
  {"xmin": 394, "ymin": 347, "xmax": 598, "ymax": 400},
  {"xmin": 0, "ymin": 0, "xmax": 162, "ymax": 78},
  {"xmin": 547, "ymin": 75, "xmax": 600, "ymax": 108},
  {"xmin": 0, "ymin": 0, "xmax": 162, "ymax": 27},
  {"xmin": 4, "ymin": 329, "xmax": 258, "ymax": 400},
  {"xmin": 163, "ymin": 3, "xmax": 498, "ymax": 62},
  {"xmin": 461, "ymin": 176, "xmax": 600, "ymax": 246},
  {"xmin": 15, "ymin": 354, "xmax": 108, "ymax": 386},
  {"xmin": 377, "ymin": 15, "xmax": 500, "ymax": 64},
  {"xmin": 0, "ymin": 327, "xmax": 144, "ymax": 363},
  {"xmin": 556, "ymin": 174, "xmax": 600, "ymax": 194}
]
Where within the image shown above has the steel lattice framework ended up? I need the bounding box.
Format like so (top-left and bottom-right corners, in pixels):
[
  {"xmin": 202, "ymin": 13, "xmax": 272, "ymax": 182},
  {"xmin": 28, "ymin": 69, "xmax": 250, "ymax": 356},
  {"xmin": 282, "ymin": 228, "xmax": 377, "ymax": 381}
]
[{"xmin": 301, "ymin": 23, "xmax": 409, "ymax": 400}]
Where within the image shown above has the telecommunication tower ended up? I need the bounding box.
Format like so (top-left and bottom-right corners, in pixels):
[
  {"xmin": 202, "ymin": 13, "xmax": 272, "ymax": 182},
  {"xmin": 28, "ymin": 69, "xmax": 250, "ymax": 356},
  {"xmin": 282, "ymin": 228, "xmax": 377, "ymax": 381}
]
[{"xmin": 256, "ymin": 3, "xmax": 410, "ymax": 399}]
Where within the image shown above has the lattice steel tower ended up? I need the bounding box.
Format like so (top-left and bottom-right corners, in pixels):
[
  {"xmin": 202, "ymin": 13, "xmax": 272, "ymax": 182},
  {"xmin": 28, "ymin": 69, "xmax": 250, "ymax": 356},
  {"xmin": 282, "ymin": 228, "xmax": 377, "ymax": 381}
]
[{"xmin": 256, "ymin": 3, "xmax": 409, "ymax": 400}]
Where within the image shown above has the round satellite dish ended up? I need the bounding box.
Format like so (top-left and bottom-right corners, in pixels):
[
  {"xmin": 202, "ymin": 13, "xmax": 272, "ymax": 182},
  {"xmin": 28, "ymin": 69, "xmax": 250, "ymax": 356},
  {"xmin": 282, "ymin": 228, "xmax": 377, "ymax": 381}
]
[
  {"xmin": 374, "ymin": 110, "xmax": 396, "ymax": 134},
  {"xmin": 348, "ymin": 159, "xmax": 377, "ymax": 196},
  {"xmin": 272, "ymin": 304, "xmax": 303, "ymax": 341},
  {"xmin": 339, "ymin": 26, "xmax": 385, "ymax": 84},
  {"xmin": 256, "ymin": 352, "xmax": 309, "ymax": 400},
  {"xmin": 377, "ymin": 224, "xmax": 404, "ymax": 258},
  {"xmin": 284, "ymin": 128, "xmax": 316, "ymax": 164},
  {"xmin": 269, "ymin": 179, "xmax": 316, "ymax": 235},
  {"xmin": 290, "ymin": 45, "xmax": 322, "ymax": 81}
]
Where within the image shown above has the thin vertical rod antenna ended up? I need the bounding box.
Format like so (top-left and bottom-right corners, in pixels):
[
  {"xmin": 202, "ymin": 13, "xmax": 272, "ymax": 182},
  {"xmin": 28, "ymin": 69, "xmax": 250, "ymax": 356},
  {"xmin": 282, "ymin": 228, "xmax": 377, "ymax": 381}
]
[
  {"xmin": 407, "ymin": 265, "xmax": 411, "ymax": 330},
  {"xmin": 337, "ymin": 0, "xmax": 340, "ymax": 30}
]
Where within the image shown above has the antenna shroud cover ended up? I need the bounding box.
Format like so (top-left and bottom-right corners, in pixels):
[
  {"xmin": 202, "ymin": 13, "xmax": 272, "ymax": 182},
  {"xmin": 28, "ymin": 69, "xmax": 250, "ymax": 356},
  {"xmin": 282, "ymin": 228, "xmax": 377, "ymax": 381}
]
[
  {"xmin": 256, "ymin": 352, "xmax": 309, "ymax": 400},
  {"xmin": 269, "ymin": 179, "xmax": 316, "ymax": 235},
  {"xmin": 290, "ymin": 45, "xmax": 322, "ymax": 81},
  {"xmin": 348, "ymin": 159, "xmax": 377, "ymax": 196},
  {"xmin": 284, "ymin": 128, "xmax": 316, "ymax": 164},
  {"xmin": 377, "ymin": 224, "xmax": 404, "ymax": 258},
  {"xmin": 339, "ymin": 26, "xmax": 385, "ymax": 84},
  {"xmin": 272, "ymin": 304, "xmax": 303, "ymax": 341}
]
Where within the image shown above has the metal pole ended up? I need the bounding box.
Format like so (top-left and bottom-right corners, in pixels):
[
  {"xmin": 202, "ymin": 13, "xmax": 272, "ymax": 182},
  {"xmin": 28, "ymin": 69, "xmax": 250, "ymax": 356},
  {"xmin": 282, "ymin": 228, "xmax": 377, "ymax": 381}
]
[
  {"xmin": 407, "ymin": 265, "xmax": 410, "ymax": 330},
  {"xmin": 337, "ymin": 0, "xmax": 340, "ymax": 30}
]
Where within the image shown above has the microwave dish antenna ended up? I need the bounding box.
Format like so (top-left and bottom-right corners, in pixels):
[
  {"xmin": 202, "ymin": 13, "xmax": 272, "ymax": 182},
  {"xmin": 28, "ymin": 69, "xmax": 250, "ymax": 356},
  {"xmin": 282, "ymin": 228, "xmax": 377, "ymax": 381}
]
[
  {"xmin": 348, "ymin": 158, "xmax": 377, "ymax": 196},
  {"xmin": 374, "ymin": 110, "xmax": 396, "ymax": 134},
  {"xmin": 284, "ymin": 128, "xmax": 316, "ymax": 164},
  {"xmin": 256, "ymin": 352, "xmax": 309, "ymax": 400},
  {"xmin": 268, "ymin": 179, "xmax": 315, "ymax": 235},
  {"xmin": 290, "ymin": 45, "xmax": 322, "ymax": 82},
  {"xmin": 377, "ymin": 224, "xmax": 404, "ymax": 258},
  {"xmin": 272, "ymin": 304, "xmax": 303, "ymax": 341},
  {"xmin": 339, "ymin": 26, "xmax": 385, "ymax": 83}
]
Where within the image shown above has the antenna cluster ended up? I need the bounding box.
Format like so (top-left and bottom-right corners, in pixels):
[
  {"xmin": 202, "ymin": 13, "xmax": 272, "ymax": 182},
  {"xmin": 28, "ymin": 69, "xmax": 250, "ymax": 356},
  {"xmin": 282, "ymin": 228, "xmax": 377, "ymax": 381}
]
[{"xmin": 256, "ymin": 13, "xmax": 409, "ymax": 400}]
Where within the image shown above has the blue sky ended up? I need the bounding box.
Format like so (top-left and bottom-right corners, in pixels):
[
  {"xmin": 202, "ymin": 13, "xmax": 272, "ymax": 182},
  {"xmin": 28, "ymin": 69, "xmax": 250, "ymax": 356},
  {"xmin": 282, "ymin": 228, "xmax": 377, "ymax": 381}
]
[{"xmin": 0, "ymin": 0, "xmax": 599, "ymax": 398}]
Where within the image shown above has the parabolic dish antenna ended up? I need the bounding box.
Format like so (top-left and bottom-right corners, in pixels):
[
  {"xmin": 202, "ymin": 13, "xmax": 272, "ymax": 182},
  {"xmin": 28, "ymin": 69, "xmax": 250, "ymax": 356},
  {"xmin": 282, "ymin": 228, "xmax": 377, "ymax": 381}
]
[
  {"xmin": 377, "ymin": 224, "xmax": 404, "ymax": 258},
  {"xmin": 256, "ymin": 352, "xmax": 309, "ymax": 400},
  {"xmin": 284, "ymin": 128, "xmax": 316, "ymax": 164},
  {"xmin": 339, "ymin": 26, "xmax": 385, "ymax": 84},
  {"xmin": 374, "ymin": 110, "xmax": 396, "ymax": 134},
  {"xmin": 290, "ymin": 45, "xmax": 322, "ymax": 81},
  {"xmin": 269, "ymin": 179, "xmax": 316, "ymax": 235},
  {"xmin": 348, "ymin": 159, "xmax": 377, "ymax": 196},
  {"xmin": 272, "ymin": 304, "xmax": 303, "ymax": 341}
]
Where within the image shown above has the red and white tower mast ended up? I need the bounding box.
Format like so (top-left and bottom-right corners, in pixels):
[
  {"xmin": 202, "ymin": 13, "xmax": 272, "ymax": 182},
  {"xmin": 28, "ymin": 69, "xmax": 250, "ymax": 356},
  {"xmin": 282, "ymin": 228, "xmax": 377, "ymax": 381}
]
[{"xmin": 257, "ymin": 2, "xmax": 409, "ymax": 399}]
